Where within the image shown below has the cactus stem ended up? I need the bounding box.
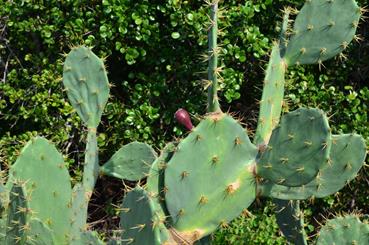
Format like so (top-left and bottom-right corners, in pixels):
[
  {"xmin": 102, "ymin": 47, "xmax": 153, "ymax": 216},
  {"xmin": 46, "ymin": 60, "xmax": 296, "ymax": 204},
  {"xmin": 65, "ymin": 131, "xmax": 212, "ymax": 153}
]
[{"xmin": 207, "ymin": 0, "xmax": 221, "ymax": 113}]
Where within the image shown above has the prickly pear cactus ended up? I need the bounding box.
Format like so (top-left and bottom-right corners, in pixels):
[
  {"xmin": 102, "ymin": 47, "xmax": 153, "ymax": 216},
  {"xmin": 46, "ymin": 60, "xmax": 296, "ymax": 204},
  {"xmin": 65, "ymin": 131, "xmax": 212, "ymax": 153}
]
[
  {"xmin": 120, "ymin": 187, "xmax": 170, "ymax": 245},
  {"xmin": 100, "ymin": 142, "xmax": 157, "ymax": 181},
  {"xmin": 7, "ymin": 137, "xmax": 72, "ymax": 244},
  {"xmin": 256, "ymin": 108, "xmax": 332, "ymax": 187},
  {"xmin": 283, "ymin": 0, "xmax": 362, "ymax": 65},
  {"xmin": 5, "ymin": 183, "xmax": 28, "ymax": 245},
  {"xmin": 63, "ymin": 46, "xmax": 109, "ymax": 128},
  {"xmin": 259, "ymin": 133, "xmax": 367, "ymax": 200},
  {"xmin": 165, "ymin": 113, "xmax": 258, "ymax": 240},
  {"xmin": 251, "ymin": 0, "xmax": 366, "ymax": 243},
  {"xmin": 316, "ymin": 215, "xmax": 369, "ymax": 245},
  {"xmin": 274, "ymin": 199, "xmax": 307, "ymax": 245},
  {"xmin": 26, "ymin": 219, "xmax": 57, "ymax": 245}
]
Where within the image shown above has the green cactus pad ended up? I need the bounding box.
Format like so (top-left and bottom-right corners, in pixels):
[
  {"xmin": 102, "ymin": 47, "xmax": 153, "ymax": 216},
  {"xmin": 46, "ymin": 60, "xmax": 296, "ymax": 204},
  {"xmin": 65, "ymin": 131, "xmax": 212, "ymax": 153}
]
[
  {"xmin": 7, "ymin": 137, "xmax": 72, "ymax": 244},
  {"xmin": 259, "ymin": 134, "xmax": 366, "ymax": 200},
  {"xmin": 63, "ymin": 46, "xmax": 109, "ymax": 128},
  {"xmin": 5, "ymin": 184, "xmax": 28, "ymax": 245},
  {"xmin": 100, "ymin": 142, "xmax": 157, "ymax": 181},
  {"xmin": 284, "ymin": 0, "xmax": 361, "ymax": 65},
  {"xmin": 165, "ymin": 113, "xmax": 258, "ymax": 239},
  {"xmin": 120, "ymin": 187, "xmax": 169, "ymax": 245},
  {"xmin": 147, "ymin": 142, "xmax": 177, "ymax": 215},
  {"xmin": 316, "ymin": 215, "xmax": 369, "ymax": 245},
  {"xmin": 26, "ymin": 219, "xmax": 57, "ymax": 245},
  {"xmin": 255, "ymin": 43, "xmax": 286, "ymax": 145},
  {"xmin": 69, "ymin": 184, "xmax": 88, "ymax": 244},
  {"xmin": 274, "ymin": 199, "xmax": 307, "ymax": 245},
  {"xmin": 257, "ymin": 108, "xmax": 331, "ymax": 187}
]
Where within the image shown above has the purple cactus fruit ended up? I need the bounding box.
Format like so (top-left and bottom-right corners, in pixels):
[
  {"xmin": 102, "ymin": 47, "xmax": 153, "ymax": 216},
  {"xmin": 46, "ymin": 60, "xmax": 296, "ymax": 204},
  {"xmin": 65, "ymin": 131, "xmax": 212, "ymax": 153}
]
[{"xmin": 175, "ymin": 108, "xmax": 194, "ymax": 131}]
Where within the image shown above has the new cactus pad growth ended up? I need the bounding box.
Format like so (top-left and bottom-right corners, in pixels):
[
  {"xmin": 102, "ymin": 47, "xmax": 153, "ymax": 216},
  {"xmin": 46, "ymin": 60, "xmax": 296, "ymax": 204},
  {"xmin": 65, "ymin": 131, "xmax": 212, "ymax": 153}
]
[{"xmin": 100, "ymin": 142, "xmax": 157, "ymax": 181}]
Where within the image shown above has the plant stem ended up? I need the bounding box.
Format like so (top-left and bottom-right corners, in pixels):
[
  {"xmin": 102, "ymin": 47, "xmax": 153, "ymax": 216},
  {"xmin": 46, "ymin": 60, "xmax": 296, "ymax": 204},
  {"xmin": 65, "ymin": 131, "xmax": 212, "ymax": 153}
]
[
  {"xmin": 207, "ymin": 1, "xmax": 221, "ymax": 113},
  {"xmin": 83, "ymin": 128, "xmax": 99, "ymax": 198}
]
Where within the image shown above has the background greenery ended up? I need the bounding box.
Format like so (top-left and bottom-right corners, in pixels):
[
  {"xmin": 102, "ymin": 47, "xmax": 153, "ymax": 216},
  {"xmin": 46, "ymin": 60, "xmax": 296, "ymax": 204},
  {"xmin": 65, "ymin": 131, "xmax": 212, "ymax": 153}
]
[{"xmin": 0, "ymin": 0, "xmax": 368, "ymax": 243}]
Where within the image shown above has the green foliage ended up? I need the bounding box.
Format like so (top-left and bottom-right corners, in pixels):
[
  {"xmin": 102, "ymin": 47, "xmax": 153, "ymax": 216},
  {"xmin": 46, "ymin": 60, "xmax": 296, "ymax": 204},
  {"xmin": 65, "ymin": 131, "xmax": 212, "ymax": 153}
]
[
  {"xmin": 0, "ymin": 1, "xmax": 273, "ymax": 166},
  {"xmin": 213, "ymin": 204, "xmax": 287, "ymax": 245}
]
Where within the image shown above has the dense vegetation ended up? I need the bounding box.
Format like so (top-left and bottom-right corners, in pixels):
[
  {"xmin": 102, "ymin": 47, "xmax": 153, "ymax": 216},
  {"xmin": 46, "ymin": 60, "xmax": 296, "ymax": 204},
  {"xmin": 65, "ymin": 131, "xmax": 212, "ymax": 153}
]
[{"xmin": 0, "ymin": 0, "xmax": 368, "ymax": 243}]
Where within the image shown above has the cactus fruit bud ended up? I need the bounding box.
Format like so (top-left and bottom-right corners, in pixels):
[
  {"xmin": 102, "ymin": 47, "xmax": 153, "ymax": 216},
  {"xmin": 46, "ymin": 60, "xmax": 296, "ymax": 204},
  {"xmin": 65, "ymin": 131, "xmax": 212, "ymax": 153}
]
[{"xmin": 175, "ymin": 108, "xmax": 194, "ymax": 131}]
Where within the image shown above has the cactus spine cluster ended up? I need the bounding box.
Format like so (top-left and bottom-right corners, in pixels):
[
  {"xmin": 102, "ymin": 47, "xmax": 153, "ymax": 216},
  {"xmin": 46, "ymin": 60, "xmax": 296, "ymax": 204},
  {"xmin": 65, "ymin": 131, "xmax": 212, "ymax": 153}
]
[{"xmin": 0, "ymin": 0, "xmax": 366, "ymax": 244}]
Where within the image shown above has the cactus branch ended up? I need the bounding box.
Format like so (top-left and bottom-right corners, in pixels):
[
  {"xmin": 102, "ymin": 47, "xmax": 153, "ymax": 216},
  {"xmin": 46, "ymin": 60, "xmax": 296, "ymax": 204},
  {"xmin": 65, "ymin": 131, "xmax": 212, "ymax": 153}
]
[
  {"xmin": 207, "ymin": 1, "xmax": 221, "ymax": 113},
  {"xmin": 83, "ymin": 128, "xmax": 99, "ymax": 197}
]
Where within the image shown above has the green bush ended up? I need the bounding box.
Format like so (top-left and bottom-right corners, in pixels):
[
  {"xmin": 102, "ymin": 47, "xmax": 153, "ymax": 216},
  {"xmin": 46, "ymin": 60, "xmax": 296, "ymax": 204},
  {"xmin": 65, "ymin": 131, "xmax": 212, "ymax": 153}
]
[{"xmin": 213, "ymin": 202, "xmax": 286, "ymax": 245}]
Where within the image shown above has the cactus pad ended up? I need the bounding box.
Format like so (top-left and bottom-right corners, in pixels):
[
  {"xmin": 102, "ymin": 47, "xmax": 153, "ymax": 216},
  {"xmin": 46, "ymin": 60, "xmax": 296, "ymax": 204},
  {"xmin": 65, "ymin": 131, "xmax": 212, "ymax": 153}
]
[
  {"xmin": 5, "ymin": 184, "xmax": 28, "ymax": 245},
  {"xmin": 255, "ymin": 44, "xmax": 286, "ymax": 145},
  {"xmin": 7, "ymin": 137, "xmax": 72, "ymax": 244},
  {"xmin": 147, "ymin": 142, "xmax": 177, "ymax": 215},
  {"xmin": 165, "ymin": 113, "xmax": 258, "ymax": 239},
  {"xmin": 316, "ymin": 215, "xmax": 369, "ymax": 245},
  {"xmin": 284, "ymin": 0, "xmax": 361, "ymax": 65},
  {"xmin": 101, "ymin": 142, "xmax": 157, "ymax": 181},
  {"xmin": 69, "ymin": 184, "xmax": 89, "ymax": 243},
  {"xmin": 26, "ymin": 219, "xmax": 57, "ymax": 245},
  {"xmin": 257, "ymin": 108, "xmax": 331, "ymax": 187},
  {"xmin": 274, "ymin": 199, "xmax": 307, "ymax": 245},
  {"xmin": 63, "ymin": 46, "xmax": 109, "ymax": 128},
  {"xmin": 259, "ymin": 134, "xmax": 366, "ymax": 200},
  {"xmin": 120, "ymin": 187, "xmax": 169, "ymax": 245}
]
